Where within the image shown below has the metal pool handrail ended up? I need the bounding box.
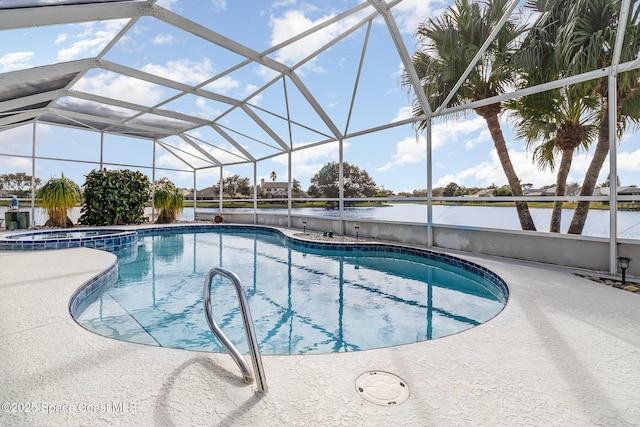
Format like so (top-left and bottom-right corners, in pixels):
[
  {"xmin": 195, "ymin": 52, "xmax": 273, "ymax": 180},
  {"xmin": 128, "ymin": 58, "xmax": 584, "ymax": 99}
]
[{"xmin": 202, "ymin": 267, "xmax": 268, "ymax": 394}]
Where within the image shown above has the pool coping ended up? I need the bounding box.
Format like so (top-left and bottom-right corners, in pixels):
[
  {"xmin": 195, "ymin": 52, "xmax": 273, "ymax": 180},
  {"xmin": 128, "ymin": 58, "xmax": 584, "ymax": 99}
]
[{"xmin": 1, "ymin": 223, "xmax": 640, "ymax": 426}]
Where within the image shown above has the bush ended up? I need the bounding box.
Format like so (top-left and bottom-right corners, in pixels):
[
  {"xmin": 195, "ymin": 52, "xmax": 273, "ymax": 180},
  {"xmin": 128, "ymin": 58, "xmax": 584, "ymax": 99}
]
[
  {"xmin": 153, "ymin": 178, "xmax": 184, "ymax": 224},
  {"xmin": 79, "ymin": 169, "xmax": 151, "ymax": 226},
  {"xmin": 37, "ymin": 173, "xmax": 82, "ymax": 228}
]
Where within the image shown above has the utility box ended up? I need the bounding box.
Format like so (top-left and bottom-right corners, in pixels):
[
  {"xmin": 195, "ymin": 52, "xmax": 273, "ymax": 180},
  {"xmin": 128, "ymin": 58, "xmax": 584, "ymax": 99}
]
[{"xmin": 5, "ymin": 211, "xmax": 29, "ymax": 230}]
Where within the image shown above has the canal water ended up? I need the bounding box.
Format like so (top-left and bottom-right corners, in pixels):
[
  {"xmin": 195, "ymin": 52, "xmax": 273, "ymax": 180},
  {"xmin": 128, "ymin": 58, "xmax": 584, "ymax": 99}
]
[{"xmin": 3, "ymin": 204, "xmax": 639, "ymax": 239}]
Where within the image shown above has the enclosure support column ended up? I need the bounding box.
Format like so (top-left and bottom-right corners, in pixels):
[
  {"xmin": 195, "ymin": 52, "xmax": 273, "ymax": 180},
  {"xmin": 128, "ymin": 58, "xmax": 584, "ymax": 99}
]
[
  {"xmin": 193, "ymin": 169, "xmax": 197, "ymax": 221},
  {"xmin": 287, "ymin": 151, "xmax": 292, "ymax": 229},
  {"xmin": 99, "ymin": 132, "xmax": 104, "ymax": 169},
  {"xmin": 339, "ymin": 138, "xmax": 344, "ymax": 234},
  {"xmin": 30, "ymin": 122, "xmax": 36, "ymax": 226},
  {"xmin": 607, "ymin": 0, "xmax": 629, "ymax": 274},
  {"xmin": 253, "ymin": 161, "xmax": 257, "ymax": 225},
  {"xmin": 151, "ymin": 140, "xmax": 156, "ymax": 223},
  {"xmin": 219, "ymin": 167, "xmax": 224, "ymax": 214},
  {"xmin": 608, "ymin": 73, "xmax": 619, "ymax": 275},
  {"xmin": 426, "ymin": 118, "xmax": 433, "ymax": 248},
  {"xmin": 284, "ymin": 76, "xmax": 294, "ymax": 230}
]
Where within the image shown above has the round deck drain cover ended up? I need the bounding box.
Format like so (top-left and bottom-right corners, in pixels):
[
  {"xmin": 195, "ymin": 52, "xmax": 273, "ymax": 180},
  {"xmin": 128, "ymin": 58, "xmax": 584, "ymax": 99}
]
[{"xmin": 355, "ymin": 371, "xmax": 409, "ymax": 406}]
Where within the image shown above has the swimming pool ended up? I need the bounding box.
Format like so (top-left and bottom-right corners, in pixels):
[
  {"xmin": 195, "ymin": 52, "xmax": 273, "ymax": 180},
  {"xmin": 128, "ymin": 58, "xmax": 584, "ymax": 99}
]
[{"xmin": 71, "ymin": 225, "xmax": 508, "ymax": 355}]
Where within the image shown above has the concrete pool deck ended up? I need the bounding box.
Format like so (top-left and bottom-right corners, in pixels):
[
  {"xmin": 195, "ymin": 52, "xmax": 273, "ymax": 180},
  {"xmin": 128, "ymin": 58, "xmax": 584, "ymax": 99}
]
[{"xmin": 1, "ymin": 238, "xmax": 640, "ymax": 426}]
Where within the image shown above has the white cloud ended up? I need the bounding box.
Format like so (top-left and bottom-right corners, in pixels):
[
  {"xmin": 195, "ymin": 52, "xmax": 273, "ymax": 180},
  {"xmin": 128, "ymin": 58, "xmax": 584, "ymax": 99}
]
[
  {"xmin": 433, "ymin": 174, "xmax": 457, "ymax": 188},
  {"xmin": 377, "ymin": 117, "xmax": 488, "ymax": 171},
  {"xmin": 434, "ymin": 160, "xmax": 496, "ymax": 188},
  {"xmin": 0, "ymin": 124, "xmax": 54, "ymax": 175},
  {"xmin": 0, "ymin": 125, "xmax": 35, "ymax": 155},
  {"xmin": 194, "ymin": 97, "xmax": 223, "ymax": 119},
  {"xmin": 391, "ymin": 0, "xmax": 448, "ymax": 34},
  {"xmin": 54, "ymin": 34, "xmax": 69, "ymax": 44},
  {"xmin": 392, "ymin": 106, "xmax": 413, "ymax": 122},
  {"xmin": 155, "ymin": 137, "xmax": 247, "ymax": 182},
  {"xmin": 156, "ymin": 0, "xmax": 178, "ymax": 10},
  {"xmin": 141, "ymin": 59, "xmax": 243, "ymax": 97},
  {"xmin": 243, "ymin": 83, "xmax": 259, "ymax": 97},
  {"xmin": 269, "ymin": 10, "xmax": 331, "ymax": 70},
  {"xmin": 211, "ymin": 0, "xmax": 227, "ymax": 12},
  {"xmin": 203, "ymin": 75, "xmax": 242, "ymax": 94},
  {"xmin": 433, "ymin": 147, "xmax": 599, "ymax": 189},
  {"xmin": 56, "ymin": 20, "xmax": 128, "ymax": 62},
  {"xmin": 74, "ymin": 71, "xmax": 164, "ymax": 106},
  {"xmin": 273, "ymin": 141, "xmax": 342, "ymax": 181},
  {"xmin": 152, "ymin": 33, "xmax": 176, "ymax": 45},
  {"xmin": 0, "ymin": 155, "xmax": 32, "ymax": 174},
  {"xmin": 378, "ymin": 113, "xmax": 613, "ymax": 188},
  {"xmin": 142, "ymin": 58, "xmax": 214, "ymax": 85},
  {"xmin": 264, "ymin": 7, "xmax": 365, "ymax": 79},
  {"xmin": 431, "ymin": 117, "xmax": 487, "ymax": 149},
  {"xmin": 0, "ymin": 51, "xmax": 35, "ymax": 72},
  {"xmin": 465, "ymin": 129, "xmax": 491, "ymax": 149},
  {"xmin": 617, "ymin": 148, "xmax": 640, "ymax": 172},
  {"xmin": 377, "ymin": 135, "xmax": 424, "ymax": 172},
  {"xmin": 272, "ymin": 0, "xmax": 296, "ymax": 8}
]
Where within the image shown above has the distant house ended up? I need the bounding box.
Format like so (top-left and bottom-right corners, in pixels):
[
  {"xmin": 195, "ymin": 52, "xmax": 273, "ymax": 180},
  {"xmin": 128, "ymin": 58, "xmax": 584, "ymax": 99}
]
[
  {"xmin": 469, "ymin": 186, "xmax": 560, "ymax": 197},
  {"xmin": 524, "ymin": 186, "xmax": 556, "ymax": 196},
  {"xmin": 597, "ymin": 186, "xmax": 640, "ymax": 197},
  {"xmin": 184, "ymin": 186, "xmax": 219, "ymax": 200},
  {"xmin": 468, "ymin": 188, "xmax": 494, "ymax": 197},
  {"xmin": 620, "ymin": 186, "xmax": 640, "ymax": 196},
  {"xmin": 259, "ymin": 179, "xmax": 289, "ymax": 197}
]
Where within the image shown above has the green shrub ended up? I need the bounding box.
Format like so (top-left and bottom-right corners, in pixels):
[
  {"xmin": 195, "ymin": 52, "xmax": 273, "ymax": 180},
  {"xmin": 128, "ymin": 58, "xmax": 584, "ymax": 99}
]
[
  {"xmin": 37, "ymin": 172, "xmax": 82, "ymax": 228},
  {"xmin": 79, "ymin": 169, "xmax": 151, "ymax": 226},
  {"xmin": 153, "ymin": 178, "xmax": 184, "ymax": 224}
]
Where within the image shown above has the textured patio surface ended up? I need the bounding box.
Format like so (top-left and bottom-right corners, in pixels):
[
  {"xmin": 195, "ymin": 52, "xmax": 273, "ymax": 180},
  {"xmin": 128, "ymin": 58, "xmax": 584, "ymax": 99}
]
[{"xmin": 1, "ymin": 241, "xmax": 639, "ymax": 426}]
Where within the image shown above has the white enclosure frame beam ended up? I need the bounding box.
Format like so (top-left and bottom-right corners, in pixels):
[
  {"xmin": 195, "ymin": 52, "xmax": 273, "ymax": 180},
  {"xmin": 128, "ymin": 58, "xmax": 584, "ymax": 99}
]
[
  {"xmin": 0, "ymin": 2, "xmax": 146, "ymax": 30},
  {"xmin": 367, "ymin": 0, "xmax": 433, "ymax": 118}
]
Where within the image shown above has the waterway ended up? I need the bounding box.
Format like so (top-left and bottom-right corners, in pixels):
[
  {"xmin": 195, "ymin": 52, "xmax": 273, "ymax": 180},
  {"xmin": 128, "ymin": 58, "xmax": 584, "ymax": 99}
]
[
  {"xmin": 2, "ymin": 203, "xmax": 639, "ymax": 239},
  {"xmin": 194, "ymin": 203, "xmax": 640, "ymax": 239}
]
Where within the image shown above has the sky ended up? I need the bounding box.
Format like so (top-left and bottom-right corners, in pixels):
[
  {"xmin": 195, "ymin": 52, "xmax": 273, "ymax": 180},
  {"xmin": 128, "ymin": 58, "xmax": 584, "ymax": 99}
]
[{"xmin": 1, "ymin": 0, "xmax": 639, "ymax": 194}]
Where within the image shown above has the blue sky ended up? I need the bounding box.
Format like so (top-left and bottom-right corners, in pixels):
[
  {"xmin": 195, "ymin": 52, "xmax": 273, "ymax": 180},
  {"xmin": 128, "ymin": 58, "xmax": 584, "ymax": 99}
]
[{"xmin": 1, "ymin": 0, "xmax": 639, "ymax": 193}]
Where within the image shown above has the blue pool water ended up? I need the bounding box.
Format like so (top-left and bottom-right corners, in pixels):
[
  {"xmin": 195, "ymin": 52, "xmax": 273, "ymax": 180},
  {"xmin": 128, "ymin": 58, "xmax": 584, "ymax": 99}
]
[{"xmin": 72, "ymin": 226, "xmax": 508, "ymax": 355}]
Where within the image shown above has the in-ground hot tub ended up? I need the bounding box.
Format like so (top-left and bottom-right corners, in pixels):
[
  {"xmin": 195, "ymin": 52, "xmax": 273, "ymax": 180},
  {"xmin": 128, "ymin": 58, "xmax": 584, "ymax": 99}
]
[{"xmin": 0, "ymin": 228, "xmax": 137, "ymax": 252}]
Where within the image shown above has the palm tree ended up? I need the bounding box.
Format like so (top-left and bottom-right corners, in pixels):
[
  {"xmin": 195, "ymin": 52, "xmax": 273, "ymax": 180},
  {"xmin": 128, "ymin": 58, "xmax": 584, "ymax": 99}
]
[
  {"xmin": 558, "ymin": 0, "xmax": 640, "ymax": 234},
  {"xmin": 270, "ymin": 171, "xmax": 277, "ymax": 182},
  {"xmin": 405, "ymin": 0, "xmax": 536, "ymax": 230},
  {"xmin": 37, "ymin": 172, "xmax": 82, "ymax": 227},
  {"xmin": 508, "ymin": 0, "xmax": 599, "ymax": 232},
  {"xmin": 292, "ymin": 178, "xmax": 301, "ymax": 194},
  {"xmin": 508, "ymin": 90, "xmax": 599, "ymax": 231}
]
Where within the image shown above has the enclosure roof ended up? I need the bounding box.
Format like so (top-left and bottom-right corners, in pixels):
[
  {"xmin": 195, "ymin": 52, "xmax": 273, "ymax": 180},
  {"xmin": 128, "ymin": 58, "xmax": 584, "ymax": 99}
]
[
  {"xmin": 0, "ymin": 0, "xmax": 431, "ymax": 170},
  {"xmin": 2, "ymin": 1, "xmax": 636, "ymax": 173}
]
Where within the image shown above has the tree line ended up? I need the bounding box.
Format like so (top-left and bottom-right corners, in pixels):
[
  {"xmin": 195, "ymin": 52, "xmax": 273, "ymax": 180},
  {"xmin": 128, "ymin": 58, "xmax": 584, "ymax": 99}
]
[
  {"xmin": 0, "ymin": 162, "xmax": 383, "ymax": 203},
  {"xmin": 403, "ymin": 0, "xmax": 640, "ymax": 234}
]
